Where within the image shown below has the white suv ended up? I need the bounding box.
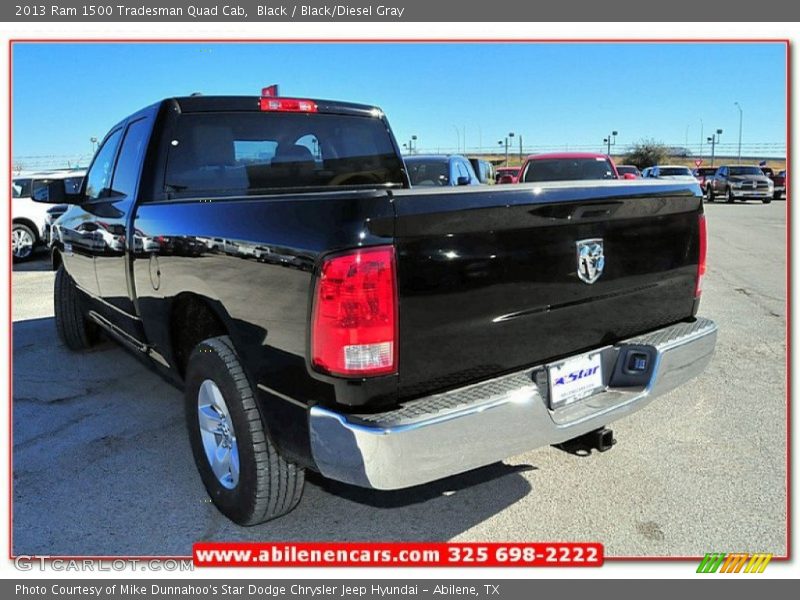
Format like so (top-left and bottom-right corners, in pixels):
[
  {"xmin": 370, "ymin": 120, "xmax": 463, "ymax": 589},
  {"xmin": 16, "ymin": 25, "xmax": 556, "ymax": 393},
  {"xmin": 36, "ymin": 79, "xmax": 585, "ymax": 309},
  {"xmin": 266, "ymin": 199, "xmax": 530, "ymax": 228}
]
[{"xmin": 12, "ymin": 170, "xmax": 84, "ymax": 261}]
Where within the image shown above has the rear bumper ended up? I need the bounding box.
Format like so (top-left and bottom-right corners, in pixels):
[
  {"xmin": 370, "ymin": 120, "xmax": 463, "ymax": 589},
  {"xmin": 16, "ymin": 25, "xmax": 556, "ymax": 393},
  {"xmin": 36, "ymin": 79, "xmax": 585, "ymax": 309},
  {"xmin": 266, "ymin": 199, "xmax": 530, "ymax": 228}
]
[{"xmin": 309, "ymin": 318, "xmax": 717, "ymax": 490}]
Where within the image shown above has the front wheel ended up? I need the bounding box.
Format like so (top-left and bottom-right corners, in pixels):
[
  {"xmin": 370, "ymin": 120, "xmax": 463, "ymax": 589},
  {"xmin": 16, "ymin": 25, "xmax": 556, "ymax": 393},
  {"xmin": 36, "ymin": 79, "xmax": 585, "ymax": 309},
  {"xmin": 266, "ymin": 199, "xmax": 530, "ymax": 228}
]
[
  {"xmin": 707, "ymin": 186, "xmax": 715, "ymax": 202},
  {"xmin": 184, "ymin": 336, "xmax": 305, "ymax": 525},
  {"xmin": 54, "ymin": 266, "xmax": 98, "ymax": 350},
  {"xmin": 12, "ymin": 223, "xmax": 36, "ymax": 262},
  {"xmin": 763, "ymin": 197, "xmax": 772, "ymax": 204},
  {"xmin": 726, "ymin": 187, "xmax": 735, "ymax": 203}
]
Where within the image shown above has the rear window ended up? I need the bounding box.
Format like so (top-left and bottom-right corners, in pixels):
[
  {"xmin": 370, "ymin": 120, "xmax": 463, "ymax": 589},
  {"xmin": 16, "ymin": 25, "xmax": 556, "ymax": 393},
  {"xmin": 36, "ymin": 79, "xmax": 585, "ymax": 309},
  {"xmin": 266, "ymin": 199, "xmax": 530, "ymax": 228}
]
[
  {"xmin": 616, "ymin": 166, "xmax": 639, "ymax": 176},
  {"xmin": 164, "ymin": 112, "xmax": 404, "ymax": 195},
  {"xmin": 523, "ymin": 158, "xmax": 616, "ymax": 182}
]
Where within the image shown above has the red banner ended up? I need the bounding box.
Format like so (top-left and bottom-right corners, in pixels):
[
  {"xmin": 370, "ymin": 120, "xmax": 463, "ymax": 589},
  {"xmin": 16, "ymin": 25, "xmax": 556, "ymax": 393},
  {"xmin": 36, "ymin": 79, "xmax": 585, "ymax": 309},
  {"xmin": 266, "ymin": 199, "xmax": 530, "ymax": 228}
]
[{"xmin": 193, "ymin": 542, "xmax": 603, "ymax": 567}]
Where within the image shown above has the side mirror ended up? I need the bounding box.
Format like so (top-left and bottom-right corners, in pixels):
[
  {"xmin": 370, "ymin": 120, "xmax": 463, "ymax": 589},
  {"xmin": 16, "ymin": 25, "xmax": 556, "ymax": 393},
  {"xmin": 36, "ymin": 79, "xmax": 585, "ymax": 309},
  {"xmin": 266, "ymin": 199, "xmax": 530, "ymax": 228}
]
[
  {"xmin": 31, "ymin": 179, "xmax": 82, "ymax": 205},
  {"xmin": 456, "ymin": 176, "xmax": 471, "ymax": 186}
]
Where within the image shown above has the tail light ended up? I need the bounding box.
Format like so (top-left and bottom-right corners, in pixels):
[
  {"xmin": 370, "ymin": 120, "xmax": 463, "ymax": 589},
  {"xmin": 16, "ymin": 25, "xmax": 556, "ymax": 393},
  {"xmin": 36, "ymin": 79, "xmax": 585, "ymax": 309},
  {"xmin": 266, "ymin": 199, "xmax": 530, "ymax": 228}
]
[
  {"xmin": 311, "ymin": 246, "xmax": 397, "ymax": 377},
  {"xmin": 259, "ymin": 97, "xmax": 318, "ymax": 113},
  {"xmin": 695, "ymin": 214, "xmax": 707, "ymax": 298}
]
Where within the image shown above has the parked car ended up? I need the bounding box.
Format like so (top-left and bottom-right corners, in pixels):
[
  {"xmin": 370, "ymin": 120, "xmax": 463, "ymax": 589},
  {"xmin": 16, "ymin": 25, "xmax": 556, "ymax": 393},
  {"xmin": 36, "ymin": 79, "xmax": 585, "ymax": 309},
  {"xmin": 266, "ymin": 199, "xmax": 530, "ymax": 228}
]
[
  {"xmin": 693, "ymin": 167, "xmax": 717, "ymax": 195},
  {"xmin": 495, "ymin": 166, "xmax": 521, "ymax": 184},
  {"xmin": 35, "ymin": 91, "xmax": 716, "ymax": 526},
  {"xmin": 772, "ymin": 169, "xmax": 786, "ymax": 199},
  {"xmin": 616, "ymin": 165, "xmax": 642, "ymax": 178},
  {"xmin": 645, "ymin": 165, "xmax": 697, "ymax": 181},
  {"xmin": 706, "ymin": 165, "xmax": 774, "ymax": 203},
  {"xmin": 517, "ymin": 152, "xmax": 621, "ymax": 183},
  {"xmin": 468, "ymin": 157, "xmax": 494, "ymax": 184},
  {"xmin": 12, "ymin": 169, "xmax": 84, "ymax": 261},
  {"xmin": 405, "ymin": 155, "xmax": 480, "ymax": 187}
]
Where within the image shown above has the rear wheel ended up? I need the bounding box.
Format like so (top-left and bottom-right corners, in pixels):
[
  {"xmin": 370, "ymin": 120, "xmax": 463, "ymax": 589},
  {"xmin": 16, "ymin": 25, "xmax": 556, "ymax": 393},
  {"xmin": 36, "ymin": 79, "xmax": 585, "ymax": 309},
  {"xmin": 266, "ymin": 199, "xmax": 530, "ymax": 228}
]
[
  {"xmin": 763, "ymin": 197, "xmax": 772, "ymax": 204},
  {"xmin": 54, "ymin": 265, "xmax": 98, "ymax": 350},
  {"xmin": 184, "ymin": 336, "xmax": 305, "ymax": 525},
  {"xmin": 12, "ymin": 223, "xmax": 36, "ymax": 262},
  {"xmin": 726, "ymin": 187, "xmax": 735, "ymax": 203},
  {"xmin": 774, "ymin": 191, "xmax": 781, "ymax": 200}
]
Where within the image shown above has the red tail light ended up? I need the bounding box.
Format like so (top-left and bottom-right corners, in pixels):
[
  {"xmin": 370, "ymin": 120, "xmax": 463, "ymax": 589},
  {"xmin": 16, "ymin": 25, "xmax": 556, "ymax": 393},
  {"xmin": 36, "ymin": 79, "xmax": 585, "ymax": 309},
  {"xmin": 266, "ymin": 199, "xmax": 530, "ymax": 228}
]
[
  {"xmin": 259, "ymin": 97, "xmax": 318, "ymax": 113},
  {"xmin": 311, "ymin": 246, "xmax": 397, "ymax": 377},
  {"xmin": 695, "ymin": 214, "xmax": 707, "ymax": 298}
]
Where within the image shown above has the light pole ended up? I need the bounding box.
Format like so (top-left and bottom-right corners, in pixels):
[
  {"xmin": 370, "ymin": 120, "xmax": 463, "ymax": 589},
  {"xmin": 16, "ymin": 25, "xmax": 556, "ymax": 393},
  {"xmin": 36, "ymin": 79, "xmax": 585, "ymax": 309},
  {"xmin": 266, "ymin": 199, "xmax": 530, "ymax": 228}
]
[
  {"xmin": 90, "ymin": 137, "xmax": 98, "ymax": 154},
  {"xmin": 498, "ymin": 140, "xmax": 505, "ymax": 165},
  {"xmin": 699, "ymin": 119, "xmax": 704, "ymax": 159},
  {"xmin": 452, "ymin": 125, "xmax": 461, "ymax": 153},
  {"xmin": 734, "ymin": 102, "xmax": 743, "ymax": 164},
  {"xmin": 518, "ymin": 135, "xmax": 523, "ymax": 163},
  {"xmin": 410, "ymin": 135, "xmax": 418, "ymax": 154},
  {"xmin": 707, "ymin": 129, "xmax": 723, "ymax": 166},
  {"xmin": 603, "ymin": 130, "xmax": 618, "ymax": 156}
]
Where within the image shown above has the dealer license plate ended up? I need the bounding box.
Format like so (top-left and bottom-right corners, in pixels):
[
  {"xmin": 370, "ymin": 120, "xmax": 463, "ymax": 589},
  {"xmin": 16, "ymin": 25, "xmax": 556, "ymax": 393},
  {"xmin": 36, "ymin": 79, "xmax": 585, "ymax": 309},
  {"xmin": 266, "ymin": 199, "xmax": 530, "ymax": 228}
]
[{"xmin": 547, "ymin": 352, "xmax": 604, "ymax": 409}]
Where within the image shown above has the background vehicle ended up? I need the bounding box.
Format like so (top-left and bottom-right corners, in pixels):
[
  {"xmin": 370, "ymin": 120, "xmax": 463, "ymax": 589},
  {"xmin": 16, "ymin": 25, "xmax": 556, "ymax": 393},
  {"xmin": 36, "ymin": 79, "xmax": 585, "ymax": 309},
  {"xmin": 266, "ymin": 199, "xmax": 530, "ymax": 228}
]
[
  {"xmin": 495, "ymin": 166, "xmax": 520, "ymax": 184},
  {"xmin": 772, "ymin": 169, "xmax": 786, "ymax": 199},
  {"xmin": 693, "ymin": 167, "xmax": 717, "ymax": 194},
  {"xmin": 616, "ymin": 165, "xmax": 642, "ymax": 178},
  {"xmin": 469, "ymin": 157, "xmax": 494, "ymax": 184},
  {"xmin": 405, "ymin": 154, "xmax": 480, "ymax": 186},
  {"xmin": 707, "ymin": 165, "xmax": 774, "ymax": 203},
  {"xmin": 517, "ymin": 152, "xmax": 620, "ymax": 183},
  {"xmin": 645, "ymin": 165, "xmax": 697, "ymax": 181},
  {"xmin": 12, "ymin": 169, "xmax": 84, "ymax": 261},
  {"xmin": 37, "ymin": 93, "xmax": 716, "ymax": 526}
]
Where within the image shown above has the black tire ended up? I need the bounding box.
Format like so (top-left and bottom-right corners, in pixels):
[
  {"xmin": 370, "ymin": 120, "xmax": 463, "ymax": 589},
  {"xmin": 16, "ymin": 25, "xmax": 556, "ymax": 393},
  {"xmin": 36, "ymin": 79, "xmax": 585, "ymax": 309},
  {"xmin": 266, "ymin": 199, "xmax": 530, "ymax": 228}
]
[
  {"xmin": 12, "ymin": 223, "xmax": 37, "ymax": 262},
  {"xmin": 707, "ymin": 186, "xmax": 715, "ymax": 202},
  {"xmin": 184, "ymin": 336, "xmax": 304, "ymax": 525},
  {"xmin": 726, "ymin": 187, "xmax": 735, "ymax": 203},
  {"xmin": 763, "ymin": 197, "xmax": 772, "ymax": 204},
  {"xmin": 773, "ymin": 191, "xmax": 781, "ymax": 200},
  {"xmin": 54, "ymin": 266, "xmax": 98, "ymax": 351}
]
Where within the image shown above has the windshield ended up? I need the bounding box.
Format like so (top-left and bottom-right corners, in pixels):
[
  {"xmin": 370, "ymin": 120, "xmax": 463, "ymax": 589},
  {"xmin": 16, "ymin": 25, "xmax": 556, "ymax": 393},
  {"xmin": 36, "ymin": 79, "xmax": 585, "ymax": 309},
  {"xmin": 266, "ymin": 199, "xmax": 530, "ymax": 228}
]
[
  {"xmin": 406, "ymin": 159, "xmax": 450, "ymax": 186},
  {"xmin": 12, "ymin": 178, "xmax": 32, "ymax": 198},
  {"xmin": 729, "ymin": 166, "xmax": 764, "ymax": 176},
  {"xmin": 659, "ymin": 167, "xmax": 693, "ymax": 177},
  {"xmin": 164, "ymin": 112, "xmax": 405, "ymax": 195},
  {"xmin": 523, "ymin": 158, "xmax": 616, "ymax": 182}
]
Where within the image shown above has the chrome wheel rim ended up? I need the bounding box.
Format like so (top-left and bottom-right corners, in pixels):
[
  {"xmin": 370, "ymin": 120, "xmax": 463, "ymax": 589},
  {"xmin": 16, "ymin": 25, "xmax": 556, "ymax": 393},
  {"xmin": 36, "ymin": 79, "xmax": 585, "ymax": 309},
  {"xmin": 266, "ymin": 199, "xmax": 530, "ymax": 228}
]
[
  {"xmin": 12, "ymin": 227, "xmax": 34, "ymax": 259},
  {"xmin": 197, "ymin": 379, "xmax": 240, "ymax": 489}
]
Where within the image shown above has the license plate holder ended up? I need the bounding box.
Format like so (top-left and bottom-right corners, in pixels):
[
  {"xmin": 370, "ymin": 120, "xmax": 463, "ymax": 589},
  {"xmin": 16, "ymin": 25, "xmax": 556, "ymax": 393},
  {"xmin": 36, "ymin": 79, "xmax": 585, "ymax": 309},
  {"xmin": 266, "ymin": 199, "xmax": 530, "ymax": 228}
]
[{"xmin": 547, "ymin": 352, "xmax": 604, "ymax": 409}]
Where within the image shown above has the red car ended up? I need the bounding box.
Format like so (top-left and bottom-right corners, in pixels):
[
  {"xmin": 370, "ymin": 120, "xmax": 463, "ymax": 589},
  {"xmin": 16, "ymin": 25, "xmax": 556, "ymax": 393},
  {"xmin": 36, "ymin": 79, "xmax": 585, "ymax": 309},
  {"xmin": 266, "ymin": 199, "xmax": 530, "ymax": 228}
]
[
  {"xmin": 693, "ymin": 167, "xmax": 717, "ymax": 193},
  {"xmin": 495, "ymin": 166, "xmax": 521, "ymax": 184},
  {"xmin": 516, "ymin": 152, "xmax": 624, "ymax": 183}
]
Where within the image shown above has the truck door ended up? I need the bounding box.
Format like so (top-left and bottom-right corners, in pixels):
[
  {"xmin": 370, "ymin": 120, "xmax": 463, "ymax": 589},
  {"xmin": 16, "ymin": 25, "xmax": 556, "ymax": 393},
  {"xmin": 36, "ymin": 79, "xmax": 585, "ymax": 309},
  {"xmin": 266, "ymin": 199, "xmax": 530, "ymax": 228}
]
[
  {"xmin": 92, "ymin": 116, "xmax": 153, "ymax": 341},
  {"xmin": 56, "ymin": 128, "xmax": 123, "ymax": 297}
]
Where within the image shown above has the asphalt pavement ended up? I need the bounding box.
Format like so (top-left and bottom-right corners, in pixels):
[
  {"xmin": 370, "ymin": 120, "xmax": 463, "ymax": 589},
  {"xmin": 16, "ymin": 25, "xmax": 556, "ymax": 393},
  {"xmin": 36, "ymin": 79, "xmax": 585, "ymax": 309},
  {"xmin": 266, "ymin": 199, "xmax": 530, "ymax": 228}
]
[{"xmin": 11, "ymin": 200, "xmax": 787, "ymax": 558}]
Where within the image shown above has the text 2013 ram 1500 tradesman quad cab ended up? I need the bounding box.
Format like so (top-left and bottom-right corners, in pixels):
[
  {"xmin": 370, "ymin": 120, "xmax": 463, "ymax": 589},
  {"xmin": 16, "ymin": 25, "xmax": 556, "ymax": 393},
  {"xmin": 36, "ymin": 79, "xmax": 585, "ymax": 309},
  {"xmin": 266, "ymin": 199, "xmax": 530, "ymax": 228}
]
[{"xmin": 33, "ymin": 93, "xmax": 717, "ymax": 525}]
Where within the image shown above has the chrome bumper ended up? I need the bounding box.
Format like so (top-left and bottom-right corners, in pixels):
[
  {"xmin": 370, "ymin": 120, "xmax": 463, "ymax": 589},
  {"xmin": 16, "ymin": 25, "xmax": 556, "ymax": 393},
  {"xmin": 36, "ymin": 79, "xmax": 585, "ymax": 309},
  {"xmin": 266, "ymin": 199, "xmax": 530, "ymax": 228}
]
[
  {"xmin": 731, "ymin": 188, "xmax": 772, "ymax": 198},
  {"xmin": 309, "ymin": 318, "xmax": 717, "ymax": 490}
]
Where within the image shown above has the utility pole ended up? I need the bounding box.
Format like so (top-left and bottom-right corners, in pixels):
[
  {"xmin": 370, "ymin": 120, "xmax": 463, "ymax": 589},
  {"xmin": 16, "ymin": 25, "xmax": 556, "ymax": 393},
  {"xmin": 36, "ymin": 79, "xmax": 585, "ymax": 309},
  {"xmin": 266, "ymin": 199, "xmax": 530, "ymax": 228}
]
[{"xmin": 734, "ymin": 102, "xmax": 743, "ymax": 164}]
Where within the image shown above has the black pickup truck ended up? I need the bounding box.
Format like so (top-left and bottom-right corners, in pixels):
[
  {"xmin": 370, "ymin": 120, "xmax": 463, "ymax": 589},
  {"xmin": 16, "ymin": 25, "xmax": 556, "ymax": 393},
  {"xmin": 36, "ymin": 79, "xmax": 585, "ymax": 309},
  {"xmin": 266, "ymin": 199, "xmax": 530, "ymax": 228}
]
[{"xmin": 33, "ymin": 93, "xmax": 717, "ymax": 526}]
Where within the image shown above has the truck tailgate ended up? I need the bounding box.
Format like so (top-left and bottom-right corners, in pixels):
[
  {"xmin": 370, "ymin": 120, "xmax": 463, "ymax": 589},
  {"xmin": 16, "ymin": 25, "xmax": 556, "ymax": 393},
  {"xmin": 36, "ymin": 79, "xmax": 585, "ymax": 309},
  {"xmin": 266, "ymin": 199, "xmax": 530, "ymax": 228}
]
[{"xmin": 391, "ymin": 181, "xmax": 703, "ymax": 399}]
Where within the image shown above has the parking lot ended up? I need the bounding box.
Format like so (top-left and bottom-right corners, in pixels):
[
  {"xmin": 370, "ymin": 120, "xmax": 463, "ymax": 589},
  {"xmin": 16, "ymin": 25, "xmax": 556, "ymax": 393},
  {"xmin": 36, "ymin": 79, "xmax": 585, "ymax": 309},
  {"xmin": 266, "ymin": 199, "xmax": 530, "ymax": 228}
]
[{"xmin": 11, "ymin": 200, "xmax": 787, "ymax": 558}]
